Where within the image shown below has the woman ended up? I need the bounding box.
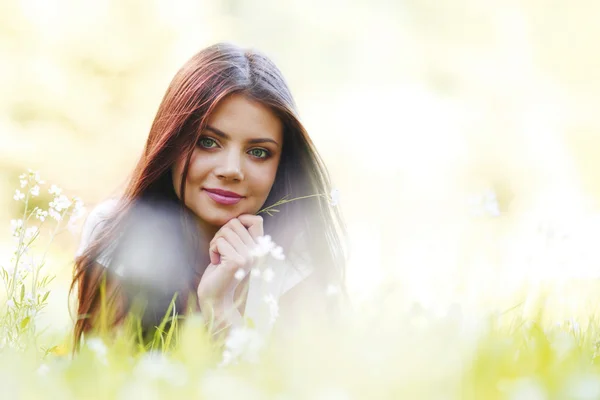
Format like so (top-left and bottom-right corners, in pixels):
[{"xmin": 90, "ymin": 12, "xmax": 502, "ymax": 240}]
[{"xmin": 70, "ymin": 42, "xmax": 348, "ymax": 351}]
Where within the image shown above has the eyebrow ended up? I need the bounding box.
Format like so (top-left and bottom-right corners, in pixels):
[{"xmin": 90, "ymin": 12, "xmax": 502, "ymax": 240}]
[{"xmin": 205, "ymin": 125, "xmax": 280, "ymax": 146}]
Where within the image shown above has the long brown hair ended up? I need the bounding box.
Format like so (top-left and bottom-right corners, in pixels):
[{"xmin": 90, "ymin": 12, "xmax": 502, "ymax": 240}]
[{"xmin": 70, "ymin": 42, "xmax": 348, "ymax": 349}]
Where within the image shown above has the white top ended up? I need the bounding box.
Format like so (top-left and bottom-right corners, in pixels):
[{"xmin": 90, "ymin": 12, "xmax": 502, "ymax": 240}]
[{"xmin": 75, "ymin": 199, "xmax": 313, "ymax": 337}]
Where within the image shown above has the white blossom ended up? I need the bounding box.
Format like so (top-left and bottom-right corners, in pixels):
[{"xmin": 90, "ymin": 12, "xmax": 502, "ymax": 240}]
[
  {"xmin": 252, "ymin": 235, "xmax": 275, "ymax": 258},
  {"xmin": 48, "ymin": 208, "xmax": 62, "ymax": 221},
  {"xmin": 50, "ymin": 194, "xmax": 72, "ymax": 212},
  {"xmin": 134, "ymin": 352, "xmax": 188, "ymax": 387},
  {"xmin": 220, "ymin": 326, "xmax": 264, "ymax": 366},
  {"xmin": 36, "ymin": 364, "xmax": 50, "ymax": 376},
  {"xmin": 28, "ymin": 169, "xmax": 44, "ymax": 185},
  {"xmin": 10, "ymin": 219, "xmax": 23, "ymax": 237},
  {"xmin": 326, "ymin": 284, "xmax": 340, "ymax": 296},
  {"xmin": 19, "ymin": 179, "xmax": 27, "ymax": 189},
  {"xmin": 262, "ymin": 268, "xmax": 274, "ymax": 282},
  {"xmin": 270, "ymin": 245, "xmax": 285, "ymax": 260},
  {"xmin": 330, "ymin": 188, "xmax": 340, "ymax": 206},
  {"xmin": 86, "ymin": 338, "xmax": 108, "ymax": 365},
  {"xmin": 6, "ymin": 299, "xmax": 15, "ymax": 309},
  {"xmin": 24, "ymin": 226, "xmax": 38, "ymax": 240},
  {"xmin": 13, "ymin": 190, "xmax": 24, "ymax": 201},
  {"xmin": 34, "ymin": 208, "xmax": 48, "ymax": 222},
  {"xmin": 264, "ymin": 294, "xmax": 279, "ymax": 325},
  {"xmin": 234, "ymin": 268, "xmax": 246, "ymax": 281},
  {"xmin": 48, "ymin": 184, "xmax": 62, "ymax": 196},
  {"xmin": 250, "ymin": 268, "xmax": 261, "ymax": 278},
  {"xmin": 29, "ymin": 185, "xmax": 39, "ymax": 197}
]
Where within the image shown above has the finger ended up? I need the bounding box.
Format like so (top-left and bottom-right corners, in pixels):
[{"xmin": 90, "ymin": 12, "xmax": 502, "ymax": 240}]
[
  {"xmin": 237, "ymin": 214, "xmax": 264, "ymax": 240},
  {"xmin": 218, "ymin": 227, "xmax": 249, "ymax": 258},
  {"xmin": 213, "ymin": 237, "xmax": 245, "ymax": 273},
  {"xmin": 209, "ymin": 218, "xmax": 254, "ymax": 251},
  {"xmin": 225, "ymin": 218, "xmax": 256, "ymax": 247},
  {"xmin": 209, "ymin": 242, "xmax": 220, "ymax": 266}
]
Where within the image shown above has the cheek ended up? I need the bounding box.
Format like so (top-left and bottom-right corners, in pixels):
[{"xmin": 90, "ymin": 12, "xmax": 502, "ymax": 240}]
[{"xmin": 252, "ymin": 163, "xmax": 279, "ymax": 195}]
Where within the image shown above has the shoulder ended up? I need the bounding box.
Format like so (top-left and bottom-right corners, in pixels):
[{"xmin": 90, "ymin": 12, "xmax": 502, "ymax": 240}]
[{"xmin": 75, "ymin": 198, "xmax": 120, "ymax": 259}]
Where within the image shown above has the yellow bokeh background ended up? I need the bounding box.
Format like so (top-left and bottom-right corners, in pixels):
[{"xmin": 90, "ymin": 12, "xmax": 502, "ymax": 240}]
[{"xmin": 3, "ymin": 0, "xmax": 600, "ymax": 333}]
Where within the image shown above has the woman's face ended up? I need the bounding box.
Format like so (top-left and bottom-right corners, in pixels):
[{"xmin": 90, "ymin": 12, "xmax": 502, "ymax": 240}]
[{"xmin": 172, "ymin": 93, "xmax": 283, "ymax": 233}]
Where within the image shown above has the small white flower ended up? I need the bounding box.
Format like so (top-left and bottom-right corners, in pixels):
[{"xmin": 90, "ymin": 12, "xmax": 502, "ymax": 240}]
[
  {"xmin": 270, "ymin": 245, "xmax": 285, "ymax": 260},
  {"xmin": 35, "ymin": 209, "xmax": 48, "ymax": 222},
  {"xmin": 48, "ymin": 208, "xmax": 62, "ymax": 221},
  {"xmin": 50, "ymin": 194, "xmax": 72, "ymax": 212},
  {"xmin": 221, "ymin": 326, "xmax": 265, "ymax": 366},
  {"xmin": 326, "ymin": 284, "xmax": 340, "ymax": 296},
  {"xmin": 86, "ymin": 338, "xmax": 108, "ymax": 364},
  {"xmin": 36, "ymin": 364, "xmax": 50, "ymax": 376},
  {"xmin": 19, "ymin": 173, "xmax": 26, "ymax": 180},
  {"xmin": 468, "ymin": 189, "xmax": 500, "ymax": 217},
  {"xmin": 263, "ymin": 294, "xmax": 279, "ymax": 325},
  {"xmin": 29, "ymin": 185, "xmax": 39, "ymax": 197},
  {"xmin": 28, "ymin": 169, "xmax": 44, "ymax": 185},
  {"xmin": 252, "ymin": 235, "xmax": 275, "ymax": 258},
  {"xmin": 24, "ymin": 292, "xmax": 35, "ymax": 305},
  {"xmin": 20, "ymin": 258, "xmax": 33, "ymax": 273},
  {"xmin": 6, "ymin": 299, "xmax": 15, "ymax": 308},
  {"xmin": 48, "ymin": 184, "xmax": 62, "ymax": 196},
  {"xmin": 234, "ymin": 269, "xmax": 246, "ymax": 281},
  {"xmin": 329, "ymin": 188, "xmax": 340, "ymax": 206},
  {"xmin": 10, "ymin": 219, "xmax": 23, "ymax": 237},
  {"xmin": 13, "ymin": 190, "xmax": 25, "ymax": 201},
  {"xmin": 19, "ymin": 179, "xmax": 27, "ymax": 188},
  {"xmin": 250, "ymin": 268, "xmax": 261, "ymax": 278},
  {"xmin": 24, "ymin": 226, "xmax": 38, "ymax": 240},
  {"xmin": 262, "ymin": 268, "xmax": 274, "ymax": 282}
]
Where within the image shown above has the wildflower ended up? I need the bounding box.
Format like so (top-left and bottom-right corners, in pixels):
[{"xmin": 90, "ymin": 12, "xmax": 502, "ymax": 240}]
[
  {"xmin": 250, "ymin": 268, "xmax": 261, "ymax": 278},
  {"xmin": 24, "ymin": 226, "xmax": 38, "ymax": 240},
  {"xmin": 135, "ymin": 352, "xmax": 188, "ymax": 386},
  {"xmin": 330, "ymin": 188, "xmax": 340, "ymax": 206},
  {"xmin": 36, "ymin": 364, "xmax": 50, "ymax": 376},
  {"xmin": 252, "ymin": 235, "xmax": 275, "ymax": 258},
  {"xmin": 10, "ymin": 219, "xmax": 23, "ymax": 237},
  {"xmin": 48, "ymin": 208, "xmax": 62, "ymax": 221},
  {"xmin": 34, "ymin": 208, "xmax": 48, "ymax": 222},
  {"xmin": 48, "ymin": 184, "xmax": 62, "ymax": 196},
  {"xmin": 264, "ymin": 294, "xmax": 279, "ymax": 325},
  {"xmin": 6, "ymin": 299, "xmax": 15, "ymax": 309},
  {"xmin": 326, "ymin": 284, "xmax": 340, "ymax": 296},
  {"xmin": 468, "ymin": 189, "xmax": 500, "ymax": 217},
  {"xmin": 28, "ymin": 169, "xmax": 44, "ymax": 185},
  {"xmin": 49, "ymin": 194, "xmax": 71, "ymax": 212},
  {"xmin": 234, "ymin": 268, "xmax": 246, "ymax": 281},
  {"xmin": 221, "ymin": 326, "xmax": 265, "ymax": 365},
  {"xmin": 13, "ymin": 190, "xmax": 24, "ymax": 201},
  {"xmin": 262, "ymin": 267, "xmax": 274, "ymax": 282},
  {"xmin": 29, "ymin": 185, "xmax": 39, "ymax": 197},
  {"xmin": 19, "ymin": 179, "xmax": 27, "ymax": 188},
  {"xmin": 270, "ymin": 245, "xmax": 285, "ymax": 260},
  {"xmin": 86, "ymin": 338, "xmax": 108, "ymax": 365}
]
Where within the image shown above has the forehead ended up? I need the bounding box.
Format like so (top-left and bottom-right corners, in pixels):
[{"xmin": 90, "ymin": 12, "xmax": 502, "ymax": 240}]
[{"xmin": 206, "ymin": 93, "xmax": 283, "ymax": 142}]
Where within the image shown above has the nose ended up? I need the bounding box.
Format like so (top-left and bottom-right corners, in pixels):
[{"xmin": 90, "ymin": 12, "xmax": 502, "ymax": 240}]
[{"xmin": 215, "ymin": 150, "xmax": 244, "ymax": 182}]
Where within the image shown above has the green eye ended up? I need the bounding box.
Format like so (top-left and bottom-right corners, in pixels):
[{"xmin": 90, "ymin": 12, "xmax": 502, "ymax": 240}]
[
  {"xmin": 198, "ymin": 137, "xmax": 217, "ymax": 148},
  {"xmin": 249, "ymin": 148, "xmax": 269, "ymax": 159}
]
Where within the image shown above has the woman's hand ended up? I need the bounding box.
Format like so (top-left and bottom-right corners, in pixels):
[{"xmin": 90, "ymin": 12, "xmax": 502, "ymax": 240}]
[{"xmin": 196, "ymin": 214, "xmax": 263, "ymax": 327}]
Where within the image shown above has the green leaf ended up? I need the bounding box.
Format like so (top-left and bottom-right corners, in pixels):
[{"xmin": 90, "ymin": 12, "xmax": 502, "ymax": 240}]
[
  {"xmin": 20, "ymin": 316, "xmax": 30, "ymax": 330},
  {"xmin": 20, "ymin": 284, "xmax": 24, "ymax": 302},
  {"xmin": 42, "ymin": 291, "xmax": 50, "ymax": 303}
]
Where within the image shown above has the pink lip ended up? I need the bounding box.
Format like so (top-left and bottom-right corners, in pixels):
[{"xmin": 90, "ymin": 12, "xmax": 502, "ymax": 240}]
[{"xmin": 203, "ymin": 189, "xmax": 243, "ymax": 205}]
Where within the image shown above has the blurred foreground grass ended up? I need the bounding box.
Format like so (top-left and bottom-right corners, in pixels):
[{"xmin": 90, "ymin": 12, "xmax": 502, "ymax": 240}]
[{"xmin": 3, "ymin": 299, "xmax": 600, "ymax": 399}]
